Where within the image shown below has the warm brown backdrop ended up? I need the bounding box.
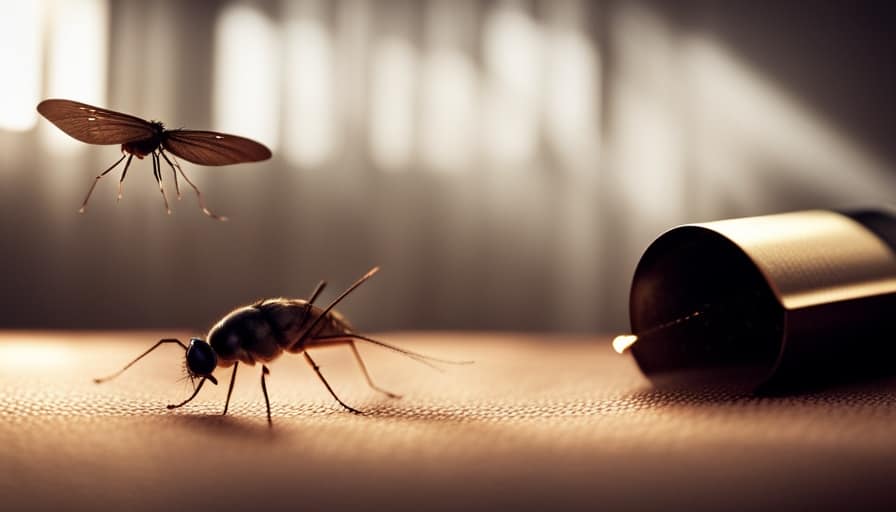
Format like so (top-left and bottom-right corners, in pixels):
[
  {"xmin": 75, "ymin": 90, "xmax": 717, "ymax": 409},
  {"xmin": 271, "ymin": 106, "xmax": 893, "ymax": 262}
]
[{"xmin": 2, "ymin": 1, "xmax": 896, "ymax": 333}]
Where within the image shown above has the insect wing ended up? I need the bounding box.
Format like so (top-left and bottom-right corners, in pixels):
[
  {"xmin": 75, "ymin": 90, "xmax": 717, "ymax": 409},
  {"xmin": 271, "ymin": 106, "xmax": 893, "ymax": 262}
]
[
  {"xmin": 163, "ymin": 130, "xmax": 272, "ymax": 166},
  {"xmin": 36, "ymin": 99, "xmax": 156, "ymax": 145}
]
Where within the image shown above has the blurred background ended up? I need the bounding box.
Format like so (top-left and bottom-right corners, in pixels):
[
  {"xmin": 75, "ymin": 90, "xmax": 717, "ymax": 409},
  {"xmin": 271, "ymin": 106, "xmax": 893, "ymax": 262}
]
[{"xmin": 1, "ymin": 0, "xmax": 895, "ymax": 333}]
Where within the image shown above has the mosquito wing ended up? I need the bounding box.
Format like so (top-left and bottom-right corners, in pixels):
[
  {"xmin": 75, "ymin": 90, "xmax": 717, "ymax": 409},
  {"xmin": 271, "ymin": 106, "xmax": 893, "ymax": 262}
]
[
  {"xmin": 162, "ymin": 130, "xmax": 272, "ymax": 166},
  {"xmin": 36, "ymin": 99, "xmax": 156, "ymax": 145}
]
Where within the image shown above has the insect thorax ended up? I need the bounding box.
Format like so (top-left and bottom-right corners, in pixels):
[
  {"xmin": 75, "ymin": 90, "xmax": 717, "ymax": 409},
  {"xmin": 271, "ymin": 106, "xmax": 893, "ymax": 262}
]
[{"xmin": 121, "ymin": 121, "xmax": 164, "ymax": 158}]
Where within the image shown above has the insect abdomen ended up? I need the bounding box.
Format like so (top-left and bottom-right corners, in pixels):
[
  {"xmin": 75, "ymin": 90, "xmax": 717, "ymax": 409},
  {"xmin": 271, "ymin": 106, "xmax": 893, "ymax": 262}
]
[{"xmin": 207, "ymin": 300, "xmax": 353, "ymax": 366}]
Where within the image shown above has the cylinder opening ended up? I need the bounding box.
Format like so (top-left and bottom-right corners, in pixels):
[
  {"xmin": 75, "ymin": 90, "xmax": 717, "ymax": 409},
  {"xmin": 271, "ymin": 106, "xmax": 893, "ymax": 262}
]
[{"xmin": 629, "ymin": 226, "xmax": 785, "ymax": 391}]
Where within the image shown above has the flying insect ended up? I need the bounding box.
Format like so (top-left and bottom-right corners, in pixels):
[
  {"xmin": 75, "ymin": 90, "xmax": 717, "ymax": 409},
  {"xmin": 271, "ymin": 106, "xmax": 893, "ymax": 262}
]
[{"xmin": 37, "ymin": 98, "xmax": 272, "ymax": 220}]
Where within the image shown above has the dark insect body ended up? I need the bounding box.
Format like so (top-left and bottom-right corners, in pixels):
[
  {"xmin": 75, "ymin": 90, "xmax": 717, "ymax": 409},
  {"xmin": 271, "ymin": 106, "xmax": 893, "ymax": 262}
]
[
  {"xmin": 36, "ymin": 98, "xmax": 272, "ymax": 220},
  {"xmin": 94, "ymin": 267, "xmax": 469, "ymax": 423}
]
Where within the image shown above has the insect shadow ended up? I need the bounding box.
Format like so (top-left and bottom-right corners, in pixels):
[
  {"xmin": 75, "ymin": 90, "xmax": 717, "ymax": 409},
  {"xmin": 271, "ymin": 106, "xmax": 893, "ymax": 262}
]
[
  {"xmin": 37, "ymin": 98, "xmax": 272, "ymax": 220},
  {"xmin": 167, "ymin": 412, "xmax": 281, "ymax": 439}
]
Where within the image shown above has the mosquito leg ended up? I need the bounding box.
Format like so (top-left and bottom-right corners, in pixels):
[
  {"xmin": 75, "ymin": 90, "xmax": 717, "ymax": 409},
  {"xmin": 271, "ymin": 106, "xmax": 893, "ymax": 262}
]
[
  {"xmin": 222, "ymin": 362, "xmax": 239, "ymax": 416},
  {"xmin": 303, "ymin": 352, "xmax": 362, "ymax": 414},
  {"xmin": 167, "ymin": 377, "xmax": 208, "ymax": 409},
  {"xmin": 151, "ymin": 151, "xmax": 159, "ymax": 181},
  {"xmin": 158, "ymin": 150, "xmax": 182, "ymax": 198},
  {"xmin": 163, "ymin": 152, "xmax": 181, "ymax": 199},
  {"xmin": 94, "ymin": 338, "xmax": 187, "ymax": 383},
  {"xmin": 301, "ymin": 337, "xmax": 403, "ymax": 397},
  {"xmin": 154, "ymin": 151, "xmax": 164, "ymax": 186},
  {"xmin": 309, "ymin": 332, "xmax": 472, "ymax": 369},
  {"xmin": 115, "ymin": 154, "xmax": 134, "ymax": 202},
  {"xmin": 159, "ymin": 150, "xmax": 227, "ymax": 221},
  {"xmin": 80, "ymin": 153, "xmax": 128, "ymax": 213},
  {"xmin": 152, "ymin": 152, "xmax": 171, "ymax": 214},
  {"xmin": 172, "ymin": 168, "xmax": 181, "ymax": 200},
  {"xmin": 349, "ymin": 341, "xmax": 401, "ymax": 398},
  {"xmin": 260, "ymin": 365, "xmax": 272, "ymax": 424}
]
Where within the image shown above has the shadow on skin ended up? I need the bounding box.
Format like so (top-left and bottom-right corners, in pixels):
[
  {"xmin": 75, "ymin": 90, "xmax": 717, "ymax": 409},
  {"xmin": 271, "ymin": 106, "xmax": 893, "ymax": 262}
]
[{"xmin": 167, "ymin": 412, "xmax": 281, "ymax": 438}]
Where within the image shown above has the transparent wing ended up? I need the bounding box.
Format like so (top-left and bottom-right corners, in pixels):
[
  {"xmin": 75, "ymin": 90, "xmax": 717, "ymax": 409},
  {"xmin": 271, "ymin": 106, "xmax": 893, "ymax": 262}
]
[
  {"xmin": 36, "ymin": 99, "xmax": 155, "ymax": 145},
  {"xmin": 162, "ymin": 130, "xmax": 272, "ymax": 166}
]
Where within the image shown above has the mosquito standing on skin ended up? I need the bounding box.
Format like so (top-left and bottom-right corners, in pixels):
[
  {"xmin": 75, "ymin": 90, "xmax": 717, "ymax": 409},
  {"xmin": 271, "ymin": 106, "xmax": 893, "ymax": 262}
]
[
  {"xmin": 94, "ymin": 267, "xmax": 471, "ymax": 423},
  {"xmin": 37, "ymin": 98, "xmax": 272, "ymax": 220}
]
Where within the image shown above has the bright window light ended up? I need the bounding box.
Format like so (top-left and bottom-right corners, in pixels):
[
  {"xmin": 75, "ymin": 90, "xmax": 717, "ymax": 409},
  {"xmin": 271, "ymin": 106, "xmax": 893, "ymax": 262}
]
[
  {"xmin": 686, "ymin": 37, "xmax": 896, "ymax": 207},
  {"xmin": 369, "ymin": 36, "xmax": 417, "ymax": 172},
  {"xmin": 0, "ymin": 1, "xmax": 44, "ymax": 131},
  {"xmin": 43, "ymin": 0, "xmax": 109, "ymax": 150},
  {"xmin": 420, "ymin": 50, "xmax": 478, "ymax": 173},
  {"xmin": 213, "ymin": 3, "xmax": 281, "ymax": 152},
  {"xmin": 544, "ymin": 0, "xmax": 600, "ymax": 170},
  {"xmin": 283, "ymin": 0, "xmax": 334, "ymax": 169},
  {"xmin": 612, "ymin": 3, "xmax": 683, "ymax": 225},
  {"xmin": 420, "ymin": 0, "xmax": 478, "ymax": 173},
  {"xmin": 482, "ymin": 0, "xmax": 541, "ymax": 169}
]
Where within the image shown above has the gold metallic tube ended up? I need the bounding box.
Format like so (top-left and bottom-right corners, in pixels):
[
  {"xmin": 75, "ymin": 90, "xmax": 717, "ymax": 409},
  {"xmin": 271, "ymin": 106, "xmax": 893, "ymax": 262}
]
[{"xmin": 624, "ymin": 209, "xmax": 896, "ymax": 392}]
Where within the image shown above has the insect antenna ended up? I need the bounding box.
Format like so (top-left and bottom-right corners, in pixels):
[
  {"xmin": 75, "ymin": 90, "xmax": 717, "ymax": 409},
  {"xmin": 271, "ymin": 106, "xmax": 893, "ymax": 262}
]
[
  {"xmin": 80, "ymin": 153, "xmax": 129, "ymax": 213},
  {"xmin": 159, "ymin": 150, "xmax": 227, "ymax": 221}
]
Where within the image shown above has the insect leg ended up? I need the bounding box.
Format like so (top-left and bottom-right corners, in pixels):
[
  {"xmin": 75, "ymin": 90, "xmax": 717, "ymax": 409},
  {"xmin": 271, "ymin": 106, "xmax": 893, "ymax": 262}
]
[
  {"xmin": 93, "ymin": 338, "xmax": 187, "ymax": 383},
  {"xmin": 161, "ymin": 151, "xmax": 181, "ymax": 199},
  {"xmin": 349, "ymin": 341, "xmax": 401, "ymax": 398},
  {"xmin": 295, "ymin": 337, "xmax": 401, "ymax": 397},
  {"xmin": 151, "ymin": 151, "xmax": 160, "ymax": 181},
  {"xmin": 222, "ymin": 362, "xmax": 239, "ymax": 416},
  {"xmin": 309, "ymin": 333, "xmax": 473, "ymax": 369},
  {"xmin": 167, "ymin": 377, "xmax": 208, "ymax": 409},
  {"xmin": 260, "ymin": 365, "xmax": 272, "ymax": 424},
  {"xmin": 152, "ymin": 152, "xmax": 171, "ymax": 214},
  {"xmin": 303, "ymin": 352, "xmax": 362, "ymax": 414},
  {"xmin": 116, "ymin": 155, "xmax": 134, "ymax": 202},
  {"xmin": 80, "ymin": 153, "xmax": 128, "ymax": 213},
  {"xmin": 159, "ymin": 149, "xmax": 227, "ymax": 221}
]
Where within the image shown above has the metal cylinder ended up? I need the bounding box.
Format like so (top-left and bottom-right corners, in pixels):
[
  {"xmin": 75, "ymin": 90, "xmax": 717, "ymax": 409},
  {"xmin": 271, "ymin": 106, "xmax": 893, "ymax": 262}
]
[{"xmin": 627, "ymin": 209, "xmax": 896, "ymax": 392}]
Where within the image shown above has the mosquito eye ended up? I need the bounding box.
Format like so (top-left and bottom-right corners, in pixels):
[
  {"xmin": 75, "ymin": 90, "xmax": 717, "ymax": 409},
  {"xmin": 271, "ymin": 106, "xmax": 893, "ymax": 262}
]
[{"xmin": 186, "ymin": 339, "xmax": 217, "ymax": 375}]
